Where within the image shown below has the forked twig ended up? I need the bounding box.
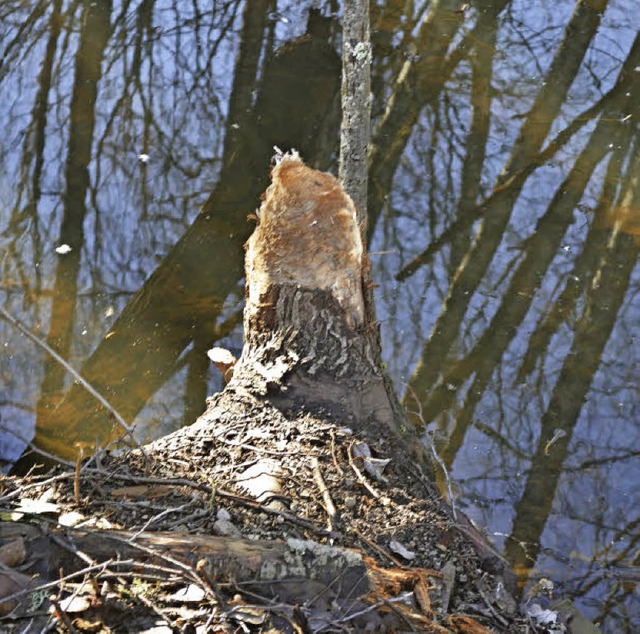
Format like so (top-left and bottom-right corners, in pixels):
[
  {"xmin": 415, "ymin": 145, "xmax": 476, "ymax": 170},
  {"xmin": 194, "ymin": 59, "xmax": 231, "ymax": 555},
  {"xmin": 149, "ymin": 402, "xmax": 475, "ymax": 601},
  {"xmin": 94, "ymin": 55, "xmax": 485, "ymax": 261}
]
[
  {"xmin": 347, "ymin": 441, "xmax": 382, "ymax": 499},
  {"xmin": 405, "ymin": 385, "xmax": 457, "ymax": 520}
]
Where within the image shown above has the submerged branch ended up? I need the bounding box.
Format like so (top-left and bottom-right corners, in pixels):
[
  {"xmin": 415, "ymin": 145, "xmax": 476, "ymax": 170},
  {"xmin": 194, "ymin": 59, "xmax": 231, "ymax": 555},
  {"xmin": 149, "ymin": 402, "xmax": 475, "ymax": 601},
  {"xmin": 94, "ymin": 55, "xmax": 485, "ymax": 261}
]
[{"xmin": 0, "ymin": 306, "xmax": 134, "ymax": 442}]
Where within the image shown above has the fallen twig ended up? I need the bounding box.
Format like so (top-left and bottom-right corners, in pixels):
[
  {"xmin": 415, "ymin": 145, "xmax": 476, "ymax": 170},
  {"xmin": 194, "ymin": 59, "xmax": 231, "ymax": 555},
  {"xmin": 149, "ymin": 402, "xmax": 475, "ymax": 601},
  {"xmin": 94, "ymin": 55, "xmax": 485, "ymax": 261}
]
[
  {"xmin": 0, "ymin": 559, "xmax": 135, "ymax": 608},
  {"xmin": 328, "ymin": 429, "xmax": 344, "ymax": 476},
  {"xmin": 405, "ymin": 385, "xmax": 457, "ymax": 520},
  {"xmin": 120, "ymin": 573, "xmax": 179, "ymax": 630},
  {"xmin": 351, "ymin": 526, "xmax": 405, "ymax": 568},
  {"xmin": 50, "ymin": 595, "xmax": 78, "ymax": 633},
  {"xmin": 311, "ymin": 456, "xmax": 338, "ymax": 533},
  {"xmin": 347, "ymin": 441, "xmax": 382, "ymax": 499}
]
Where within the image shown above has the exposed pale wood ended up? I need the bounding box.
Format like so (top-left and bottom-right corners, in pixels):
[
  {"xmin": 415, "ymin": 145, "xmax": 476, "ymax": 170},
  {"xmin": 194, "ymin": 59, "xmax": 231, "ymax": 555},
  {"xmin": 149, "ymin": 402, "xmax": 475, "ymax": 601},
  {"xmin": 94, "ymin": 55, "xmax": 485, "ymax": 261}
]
[{"xmin": 0, "ymin": 152, "xmax": 528, "ymax": 632}]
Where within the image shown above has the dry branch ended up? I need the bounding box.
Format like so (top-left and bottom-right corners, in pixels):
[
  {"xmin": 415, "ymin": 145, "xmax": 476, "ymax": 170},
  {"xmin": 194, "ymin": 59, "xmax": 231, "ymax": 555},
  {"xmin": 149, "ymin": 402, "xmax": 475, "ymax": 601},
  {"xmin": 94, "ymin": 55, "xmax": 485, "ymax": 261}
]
[{"xmin": 0, "ymin": 521, "xmax": 476, "ymax": 632}]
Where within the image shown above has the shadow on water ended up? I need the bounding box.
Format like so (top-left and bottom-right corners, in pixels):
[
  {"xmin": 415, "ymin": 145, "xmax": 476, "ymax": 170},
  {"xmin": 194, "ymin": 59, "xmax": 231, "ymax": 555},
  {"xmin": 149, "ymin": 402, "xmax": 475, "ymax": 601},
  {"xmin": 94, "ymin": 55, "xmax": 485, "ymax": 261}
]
[{"xmin": 0, "ymin": 0, "xmax": 638, "ymax": 631}]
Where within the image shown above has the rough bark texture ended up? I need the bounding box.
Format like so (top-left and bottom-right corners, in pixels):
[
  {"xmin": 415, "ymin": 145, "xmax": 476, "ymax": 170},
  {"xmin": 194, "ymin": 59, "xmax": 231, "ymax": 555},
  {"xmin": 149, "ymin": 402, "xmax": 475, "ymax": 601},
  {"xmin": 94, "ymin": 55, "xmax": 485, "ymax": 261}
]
[
  {"xmin": 0, "ymin": 522, "xmax": 371, "ymax": 601},
  {"xmin": 0, "ymin": 515, "xmax": 512, "ymax": 632},
  {"xmin": 339, "ymin": 0, "xmax": 371, "ymax": 220}
]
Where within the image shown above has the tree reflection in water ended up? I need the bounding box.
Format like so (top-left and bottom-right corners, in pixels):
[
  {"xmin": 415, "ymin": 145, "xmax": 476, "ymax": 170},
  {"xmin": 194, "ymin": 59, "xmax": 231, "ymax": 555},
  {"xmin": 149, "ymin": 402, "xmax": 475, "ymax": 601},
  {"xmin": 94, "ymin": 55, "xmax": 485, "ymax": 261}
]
[{"xmin": 0, "ymin": 1, "xmax": 638, "ymax": 630}]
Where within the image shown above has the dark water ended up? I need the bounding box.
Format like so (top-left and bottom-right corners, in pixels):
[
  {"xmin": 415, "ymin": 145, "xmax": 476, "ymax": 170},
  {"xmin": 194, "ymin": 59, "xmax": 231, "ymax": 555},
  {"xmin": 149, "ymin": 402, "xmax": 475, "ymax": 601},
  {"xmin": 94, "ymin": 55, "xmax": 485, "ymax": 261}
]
[{"xmin": 1, "ymin": 1, "xmax": 638, "ymax": 630}]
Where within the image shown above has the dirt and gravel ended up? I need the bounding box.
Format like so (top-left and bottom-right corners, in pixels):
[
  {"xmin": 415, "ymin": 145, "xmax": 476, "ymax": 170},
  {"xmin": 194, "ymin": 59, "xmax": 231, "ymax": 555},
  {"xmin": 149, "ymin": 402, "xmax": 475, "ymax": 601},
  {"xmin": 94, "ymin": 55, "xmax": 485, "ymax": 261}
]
[{"xmin": 0, "ymin": 386, "xmax": 547, "ymax": 633}]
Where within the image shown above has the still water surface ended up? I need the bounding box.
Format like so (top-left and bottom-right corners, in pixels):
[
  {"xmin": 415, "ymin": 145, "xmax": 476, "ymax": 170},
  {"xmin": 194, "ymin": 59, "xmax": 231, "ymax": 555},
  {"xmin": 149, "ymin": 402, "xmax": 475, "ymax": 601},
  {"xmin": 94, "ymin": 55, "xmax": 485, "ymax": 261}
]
[{"xmin": 1, "ymin": 0, "xmax": 639, "ymax": 630}]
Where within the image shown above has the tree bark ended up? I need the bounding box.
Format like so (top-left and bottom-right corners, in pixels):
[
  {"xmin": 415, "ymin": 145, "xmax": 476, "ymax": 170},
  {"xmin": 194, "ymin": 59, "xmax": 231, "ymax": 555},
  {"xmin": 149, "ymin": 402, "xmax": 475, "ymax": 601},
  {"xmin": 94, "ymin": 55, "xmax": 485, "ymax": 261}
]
[
  {"xmin": 0, "ymin": 522, "xmax": 468, "ymax": 633},
  {"xmin": 340, "ymin": 0, "xmax": 371, "ymax": 222}
]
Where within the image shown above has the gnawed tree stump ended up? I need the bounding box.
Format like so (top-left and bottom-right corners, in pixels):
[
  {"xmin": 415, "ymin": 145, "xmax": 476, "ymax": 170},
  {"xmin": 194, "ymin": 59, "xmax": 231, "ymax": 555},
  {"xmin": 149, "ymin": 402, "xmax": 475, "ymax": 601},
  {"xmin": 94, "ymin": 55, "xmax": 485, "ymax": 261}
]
[{"xmin": 233, "ymin": 151, "xmax": 431, "ymax": 472}]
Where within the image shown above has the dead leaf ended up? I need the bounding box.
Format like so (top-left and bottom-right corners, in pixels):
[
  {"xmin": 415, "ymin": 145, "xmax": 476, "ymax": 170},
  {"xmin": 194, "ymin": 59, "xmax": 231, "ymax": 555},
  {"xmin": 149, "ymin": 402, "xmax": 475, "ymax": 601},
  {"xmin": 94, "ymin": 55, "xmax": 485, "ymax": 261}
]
[
  {"xmin": 229, "ymin": 605, "xmax": 266, "ymax": 625},
  {"xmin": 389, "ymin": 540, "xmax": 416, "ymax": 561},
  {"xmin": 57, "ymin": 593, "xmax": 93, "ymax": 613},
  {"xmin": 166, "ymin": 584, "xmax": 206, "ymax": 603}
]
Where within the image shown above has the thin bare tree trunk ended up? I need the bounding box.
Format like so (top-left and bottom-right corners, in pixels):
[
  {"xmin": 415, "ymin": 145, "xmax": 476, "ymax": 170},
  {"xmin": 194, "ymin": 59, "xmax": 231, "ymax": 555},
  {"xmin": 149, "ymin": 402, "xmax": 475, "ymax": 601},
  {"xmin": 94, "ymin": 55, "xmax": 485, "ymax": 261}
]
[
  {"xmin": 230, "ymin": 153, "xmax": 431, "ymax": 472},
  {"xmin": 339, "ymin": 0, "xmax": 371, "ymax": 224}
]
